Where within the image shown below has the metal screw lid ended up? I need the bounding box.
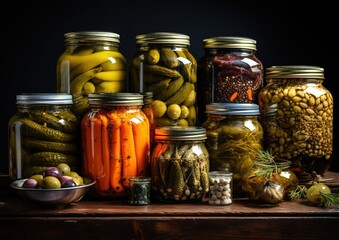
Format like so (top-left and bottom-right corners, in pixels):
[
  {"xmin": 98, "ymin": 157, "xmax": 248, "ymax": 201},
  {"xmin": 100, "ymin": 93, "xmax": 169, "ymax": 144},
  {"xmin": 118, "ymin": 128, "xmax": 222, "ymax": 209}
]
[
  {"xmin": 155, "ymin": 126, "xmax": 207, "ymax": 141},
  {"xmin": 205, "ymin": 103, "xmax": 260, "ymax": 115},
  {"xmin": 136, "ymin": 32, "xmax": 190, "ymax": 46},
  {"xmin": 16, "ymin": 93, "xmax": 73, "ymax": 105},
  {"xmin": 265, "ymin": 65, "xmax": 324, "ymax": 79},
  {"xmin": 88, "ymin": 92, "xmax": 143, "ymax": 106},
  {"xmin": 64, "ymin": 31, "xmax": 120, "ymax": 44},
  {"xmin": 203, "ymin": 36, "xmax": 257, "ymax": 50}
]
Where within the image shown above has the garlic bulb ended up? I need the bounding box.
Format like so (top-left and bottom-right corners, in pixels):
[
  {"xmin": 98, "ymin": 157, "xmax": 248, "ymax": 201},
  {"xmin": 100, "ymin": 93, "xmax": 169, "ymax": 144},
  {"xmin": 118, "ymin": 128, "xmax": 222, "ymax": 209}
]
[{"xmin": 257, "ymin": 180, "xmax": 284, "ymax": 204}]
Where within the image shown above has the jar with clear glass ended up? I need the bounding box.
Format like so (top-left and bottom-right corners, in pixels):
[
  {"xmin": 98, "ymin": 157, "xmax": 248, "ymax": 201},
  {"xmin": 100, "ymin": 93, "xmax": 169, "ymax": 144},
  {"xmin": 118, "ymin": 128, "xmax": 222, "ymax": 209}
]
[
  {"xmin": 242, "ymin": 157, "xmax": 299, "ymax": 204},
  {"xmin": 8, "ymin": 93, "xmax": 80, "ymax": 180},
  {"xmin": 209, "ymin": 171, "xmax": 233, "ymax": 205},
  {"xmin": 128, "ymin": 176, "xmax": 151, "ymax": 205},
  {"xmin": 81, "ymin": 93, "xmax": 150, "ymax": 199},
  {"xmin": 57, "ymin": 31, "xmax": 127, "ymax": 118},
  {"xmin": 129, "ymin": 32, "xmax": 197, "ymax": 127},
  {"xmin": 151, "ymin": 126, "xmax": 209, "ymax": 202},
  {"xmin": 142, "ymin": 92, "xmax": 155, "ymax": 152},
  {"xmin": 258, "ymin": 65, "xmax": 333, "ymax": 182},
  {"xmin": 197, "ymin": 36, "xmax": 264, "ymax": 123},
  {"xmin": 202, "ymin": 103, "xmax": 263, "ymax": 197}
]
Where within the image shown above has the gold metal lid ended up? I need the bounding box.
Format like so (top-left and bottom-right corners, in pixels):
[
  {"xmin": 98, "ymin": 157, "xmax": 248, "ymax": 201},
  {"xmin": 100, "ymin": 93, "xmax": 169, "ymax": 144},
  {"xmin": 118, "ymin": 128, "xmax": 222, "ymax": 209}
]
[
  {"xmin": 136, "ymin": 32, "xmax": 190, "ymax": 46},
  {"xmin": 64, "ymin": 31, "xmax": 120, "ymax": 44},
  {"xmin": 266, "ymin": 65, "xmax": 324, "ymax": 79},
  {"xmin": 203, "ymin": 36, "xmax": 257, "ymax": 50},
  {"xmin": 155, "ymin": 126, "xmax": 206, "ymax": 141}
]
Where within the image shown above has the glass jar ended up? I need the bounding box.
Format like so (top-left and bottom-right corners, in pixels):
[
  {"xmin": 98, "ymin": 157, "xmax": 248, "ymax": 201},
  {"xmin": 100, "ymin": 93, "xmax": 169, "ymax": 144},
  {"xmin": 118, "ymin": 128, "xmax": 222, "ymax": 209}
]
[
  {"xmin": 151, "ymin": 126, "xmax": 209, "ymax": 202},
  {"xmin": 197, "ymin": 36, "xmax": 264, "ymax": 123},
  {"xmin": 81, "ymin": 93, "xmax": 150, "ymax": 199},
  {"xmin": 57, "ymin": 31, "xmax": 127, "ymax": 118},
  {"xmin": 8, "ymin": 93, "xmax": 80, "ymax": 180},
  {"xmin": 242, "ymin": 157, "xmax": 299, "ymax": 204},
  {"xmin": 258, "ymin": 66, "xmax": 333, "ymax": 182},
  {"xmin": 128, "ymin": 176, "xmax": 151, "ymax": 205},
  {"xmin": 209, "ymin": 171, "xmax": 233, "ymax": 205},
  {"xmin": 129, "ymin": 32, "xmax": 197, "ymax": 127},
  {"xmin": 202, "ymin": 103, "xmax": 263, "ymax": 197}
]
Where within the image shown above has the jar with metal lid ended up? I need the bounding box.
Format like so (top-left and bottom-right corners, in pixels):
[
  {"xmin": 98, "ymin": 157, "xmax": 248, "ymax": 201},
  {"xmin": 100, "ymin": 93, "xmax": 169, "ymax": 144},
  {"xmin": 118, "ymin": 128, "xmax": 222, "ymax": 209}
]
[
  {"xmin": 57, "ymin": 31, "xmax": 127, "ymax": 118},
  {"xmin": 151, "ymin": 126, "xmax": 209, "ymax": 202},
  {"xmin": 258, "ymin": 65, "xmax": 333, "ymax": 182},
  {"xmin": 242, "ymin": 155, "xmax": 299, "ymax": 204},
  {"xmin": 129, "ymin": 32, "xmax": 197, "ymax": 127},
  {"xmin": 81, "ymin": 93, "xmax": 150, "ymax": 199},
  {"xmin": 8, "ymin": 93, "xmax": 80, "ymax": 180},
  {"xmin": 202, "ymin": 103, "xmax": 263, "ymax": 196},
  {"xmin": 197, "ymin": 36, "xmax": 264, "ymax": 123}
]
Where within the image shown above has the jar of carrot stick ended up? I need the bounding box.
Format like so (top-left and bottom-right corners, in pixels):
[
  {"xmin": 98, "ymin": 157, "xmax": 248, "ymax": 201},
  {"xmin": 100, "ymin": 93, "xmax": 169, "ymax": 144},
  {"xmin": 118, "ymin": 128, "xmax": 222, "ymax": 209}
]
[{"xmin": 81, "ymin": 92, "xmax": 150, "ymax": 199}]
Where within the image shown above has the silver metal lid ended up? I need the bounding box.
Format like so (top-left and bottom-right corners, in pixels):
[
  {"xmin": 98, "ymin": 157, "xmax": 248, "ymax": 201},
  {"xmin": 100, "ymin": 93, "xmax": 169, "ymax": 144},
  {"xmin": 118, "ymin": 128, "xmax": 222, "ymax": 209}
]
[
  {"xmin": 155, "ymin": 126, "xmax": 207, "ymax": 141},
  {"xmin": 64, "ymin": 31, "xmax": 120, "ymax": 44},
  {"xmin": 88, "ymin": 93, "xmax": 143, "ymax": 106},
  {"xmin": 203, "ymin": 36, "xmax": 257, "ymax": 50},
  {"xmin": 136, "ymin": 32, "xmax": 190, "ymax": 46},
  {"xmin": 266, "ymin": 65, "xmax": 324, "ymax": 79},
  {"xmin": 205, "ymin": 103, "xmax": 260, "ymax": 115},
  {"xmin": 16, "ymin": 93, "xmax": 73, "ymax": 105}
]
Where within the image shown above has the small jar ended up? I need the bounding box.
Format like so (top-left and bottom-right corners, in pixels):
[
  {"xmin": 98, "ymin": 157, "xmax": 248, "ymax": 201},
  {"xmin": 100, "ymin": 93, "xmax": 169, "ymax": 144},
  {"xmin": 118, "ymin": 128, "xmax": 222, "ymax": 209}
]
[
  {"xmin": 81, "ymin": 93, "xmax": 150, "ymax": 199},
  {"xmin": 8, "ymin": 93, "xmax": 80, "ymax": 180},
  {"xmin": 197, "ymin": 36, "xmax": 264, "ymax": 123},
  {"xmin": 57, "ymin": 31, "xmax": 127, "ymax": 118},
  {"xmin": 129, "ymin": 32, "xmax": 197, "ymax": 127},
  {"xmin": 258, "ymin": 66, "xmax": 333, "ymax": 181},
  {"xmin": 151, "ymin": 126, "xmax": 209, "ymax": 202},
  {"xmin": 209, "ymin": 171, "xmax": 233, "ymax": 205},
  {"xmin": 202, "ymin": 103, "xmax": 263, "ymax": 197},
  {"xmin": 128, "ymin": 176, "xmax": 151, "ymax": 205},
  {"xmin": 242, "ymin": 157, "xmax": 299, "ymax": 204}
]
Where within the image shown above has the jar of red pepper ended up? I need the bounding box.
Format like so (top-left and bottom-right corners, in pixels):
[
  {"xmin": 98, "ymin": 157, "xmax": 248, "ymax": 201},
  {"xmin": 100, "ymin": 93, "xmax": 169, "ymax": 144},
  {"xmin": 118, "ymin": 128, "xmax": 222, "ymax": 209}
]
[{"xmin": 197, "ymin": 36, "xmax": 264, "ymax": 123}]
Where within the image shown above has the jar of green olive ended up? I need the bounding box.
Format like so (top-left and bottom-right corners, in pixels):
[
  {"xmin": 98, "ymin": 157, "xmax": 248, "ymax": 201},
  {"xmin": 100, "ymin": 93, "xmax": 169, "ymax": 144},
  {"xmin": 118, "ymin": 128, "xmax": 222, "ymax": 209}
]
[
  {"xmin": 129, "ymin": 32, "xmax": 197, "ymax": 127},
  {"xmin": 202, "ymin": 103, "xmax": 263, "ymax": 197},
  {"xmin": 8, "ymin": 93, "xmax": 80, "ymax": 180},
  {"xmin": 57, "ymin": 31, "xmax": 127, "ymax": 118},
  {"xmin": 151, "ymin": 126, "xmax": 209, "ymax": 202},
  {"xmin": 258, "ymin": 65, "xmax": 333, "ymax": 182}
]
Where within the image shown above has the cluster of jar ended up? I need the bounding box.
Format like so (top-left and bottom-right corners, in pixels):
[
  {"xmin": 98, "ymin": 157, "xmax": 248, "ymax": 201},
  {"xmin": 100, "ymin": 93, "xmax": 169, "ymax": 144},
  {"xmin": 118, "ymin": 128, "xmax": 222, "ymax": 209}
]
[{"xmin": 8, "ymin": 31, "xmax": 333, "ymax": 206}]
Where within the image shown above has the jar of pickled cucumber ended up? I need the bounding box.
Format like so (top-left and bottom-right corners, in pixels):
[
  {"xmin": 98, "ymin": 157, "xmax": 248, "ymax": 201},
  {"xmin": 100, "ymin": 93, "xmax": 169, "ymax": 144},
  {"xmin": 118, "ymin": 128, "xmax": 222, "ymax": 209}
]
[
  {"xmin": 258, "ymin": 65, "xmax": 333, "ymax": 182},
  {"xmin": 129, "ymin": 32, "xmax": 197, "ymax": 127},
  {"xmin": 8, "ymin": 93, "xmax": 80, "ymax": 180},
  {"xmin": 202, "ymin": 103, "xmax": 263, "ymax": 197},
  {"xmin": 197, "ymin": 36, "xmax": 264, "ymax": 123},
  {"xmin": 81, "ymin": 93, "xmax": 150, "ymax": 199},
  {"xmin": 242, "ymin": 155, "xmax": 299, "ymax": 204},
  {"xmin": 151, "ymin": 126, "xmax": 209, "ymax": 202},
  {"xmin": 57, "ymin": 31, "xmax": 127, "ymax": 118}
]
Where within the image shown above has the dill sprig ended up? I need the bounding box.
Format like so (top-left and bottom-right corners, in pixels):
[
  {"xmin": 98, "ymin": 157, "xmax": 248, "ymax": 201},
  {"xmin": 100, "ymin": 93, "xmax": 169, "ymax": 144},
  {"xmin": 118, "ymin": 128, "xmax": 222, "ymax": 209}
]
[
  {"xmin": 288, "ymin": 185, "xmax": 308, "ymax": 200},
  {"xmin": 254, "ymin": 150, "xmax": 278, "ymax": 177}
]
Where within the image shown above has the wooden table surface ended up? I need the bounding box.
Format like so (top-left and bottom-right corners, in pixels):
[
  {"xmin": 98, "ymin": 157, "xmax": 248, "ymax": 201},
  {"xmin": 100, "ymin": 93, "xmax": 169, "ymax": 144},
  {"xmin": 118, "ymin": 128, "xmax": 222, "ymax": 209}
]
[{"xmin": 1, "ymin": 172, "xmax": 339, "ymax": 240}]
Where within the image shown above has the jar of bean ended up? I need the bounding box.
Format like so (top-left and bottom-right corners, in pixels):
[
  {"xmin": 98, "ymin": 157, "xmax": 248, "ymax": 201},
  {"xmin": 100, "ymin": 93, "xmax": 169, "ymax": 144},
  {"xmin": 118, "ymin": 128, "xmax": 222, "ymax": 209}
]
[
  {"xmin": 151, "ymin": 126, "xmax": 209, "ymax": 202},
  {"xmin": 209, "ymin": 171, "xmax": 233, "ymax": 205},
  {"xmin": 197, "ymin": 36, "xmax": 264, "ymax": 123},
  {"xmin": 258, "ymin": 65, "xmax": 333, "ymax": 182}
]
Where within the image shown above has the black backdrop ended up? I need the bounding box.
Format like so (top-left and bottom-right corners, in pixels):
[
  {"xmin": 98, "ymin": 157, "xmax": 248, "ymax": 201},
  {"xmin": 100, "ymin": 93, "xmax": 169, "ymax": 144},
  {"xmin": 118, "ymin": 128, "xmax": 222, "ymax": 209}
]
[{"xmin": 2, "ymin": 1, "xmax": 338, "ymax": 172}]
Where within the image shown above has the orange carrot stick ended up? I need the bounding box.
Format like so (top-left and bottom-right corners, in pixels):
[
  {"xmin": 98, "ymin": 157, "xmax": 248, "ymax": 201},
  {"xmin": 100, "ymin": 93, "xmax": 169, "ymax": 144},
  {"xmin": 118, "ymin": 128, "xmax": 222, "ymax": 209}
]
[
  {"xmin": 107, "ymin": 112, "xmax": 124, "ymax": 193},
  {"xmin": 99, "ymin": 113, "xmax": 110, "ymax": 191},
  {"xmin": 120, "ymin": 117, "xmax": 137, "ymax": 188},
  {"xmin": 230, "ymin": 92, "xmax": 238, "ymax": 102},
  {"xmin": 132, "ymin": 117, "xmax": 150, "ymax": 176},
  {"xmin": 247, "ymin": 88, "xmax": 253, "ymax": 101}
]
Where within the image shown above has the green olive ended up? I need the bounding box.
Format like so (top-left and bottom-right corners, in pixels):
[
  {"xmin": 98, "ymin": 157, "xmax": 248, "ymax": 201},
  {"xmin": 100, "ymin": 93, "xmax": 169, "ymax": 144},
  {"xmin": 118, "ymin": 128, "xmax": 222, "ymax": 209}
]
[
  {"xmin": 41, "ymin": 176, "xmax": 61, "ymax": 189},
  {"xmin": 57, "ymin": 163, "xmax": 71, "ymax": 176},
  {"xmin": 29, "ymin": 174, "xmax": 44, "ymax": 187}
]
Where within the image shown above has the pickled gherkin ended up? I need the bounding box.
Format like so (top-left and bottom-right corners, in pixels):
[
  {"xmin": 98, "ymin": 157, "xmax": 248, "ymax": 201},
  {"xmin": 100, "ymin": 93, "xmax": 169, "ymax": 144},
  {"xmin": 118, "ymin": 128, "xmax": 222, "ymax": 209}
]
[
  {"xmin": 151, "ymin": 126, "xmax": 209, "ymax": 202},
  {"xmin": 202, "ymin": 103, "xmax": 263, "ymax": 197}
]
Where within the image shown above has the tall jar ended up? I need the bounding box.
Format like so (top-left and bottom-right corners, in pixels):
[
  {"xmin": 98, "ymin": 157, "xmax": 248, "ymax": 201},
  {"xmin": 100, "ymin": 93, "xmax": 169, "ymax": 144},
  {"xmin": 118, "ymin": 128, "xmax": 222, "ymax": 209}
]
[
  {"xmin": 151, "ymin": 126, "xmax": 209, "ymax": 202},
  {"xmin": 8, "ymin": 93, "xmax": 80, "ymax": 180},
  {"xmin": 258, "ymin": 65, "xmax": 333, "ymax": 182},
  {"xmin": 81, "ymin": 93, "xmax": 150, "ymax": 199},
  {"xmin": 197, "ymin": 36, "xmax": 264, "ymax": 123},
  {"xmin": 57, "ymin": 31, "xmax": 127, "ymax": 118},
  {"xmin": 202, "ymin": 103, "xmax": 263, "ymax": 196},
  {"xmin": 129, "ymin": 32, "xmax": 197, "ymax": 127}
]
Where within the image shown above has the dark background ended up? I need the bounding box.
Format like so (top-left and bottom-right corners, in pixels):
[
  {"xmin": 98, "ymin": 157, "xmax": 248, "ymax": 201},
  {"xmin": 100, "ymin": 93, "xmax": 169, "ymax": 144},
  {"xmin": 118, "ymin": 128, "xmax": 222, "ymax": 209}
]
[{"xmin": 2, "ymin": 1, "xmax": 338, "ymax": 173}]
